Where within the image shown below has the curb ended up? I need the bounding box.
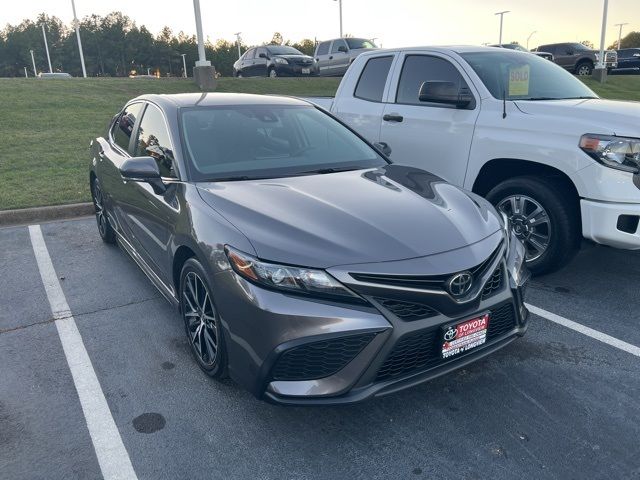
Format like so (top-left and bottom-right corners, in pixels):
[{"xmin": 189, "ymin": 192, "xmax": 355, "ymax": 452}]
[{"xmin": 0, "ymin": 202, "xmax": 94, "ymax": 227}]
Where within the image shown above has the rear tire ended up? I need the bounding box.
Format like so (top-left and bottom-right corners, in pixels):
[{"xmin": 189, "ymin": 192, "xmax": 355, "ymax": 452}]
[
  {"xmin": 575, "ymin": 61, "xmax": 593, "ymax": 76},
  {"xmin": 91, "ymin": 178, "xmax": 116, "ymax": 244},
  {"xmin": 180, "ymin": 258, "xmax": 228, "ymax": 379},
  {"xmin": 486, "ymin": 176, "xmax": 581, "ymax": 275}
]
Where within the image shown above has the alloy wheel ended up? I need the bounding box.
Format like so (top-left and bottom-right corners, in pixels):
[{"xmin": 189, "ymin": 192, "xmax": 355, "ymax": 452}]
[
  {"xmin": 497, "ymin": 194, "xmax": 551, "ymax": 262},
  {"xmin": 92, "ymin": 182, "xmax": 107, "ymax": 238},
  {"xmin": 577, "ymin": 65, "xmax": 591, "ymax": 76},
  {"xmin": 182, "ymin": 271, "xmax": 219, "ymax": 366},
  {"xmin": 269, "ymin": 69, "xmax": 277, "ymax": 78}
]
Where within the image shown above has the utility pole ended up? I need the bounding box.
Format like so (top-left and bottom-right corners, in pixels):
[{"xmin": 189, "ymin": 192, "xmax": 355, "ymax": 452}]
[
  {"xmin": 614, "ymin": 22, "xmax": 629, "ymax": 49},
  {"xmin": 526, "ymin": 31, "xmax": 537, "ymax": 50},
  {"xmin": 191, "ymin": 0, "xmax": 215, "ymax": 89},
  {"xmin": 234, "ymin": 32, "xmax": 242, "ymax": 60},
  {"xmin": 334, "ymin": 0, "xmax": 343, "ymax": 37},
  {"xmin": 594, "ymin": 0, "xmax": 609, "ymax": 82},
  {"xmin": 30, "ymin": 49, "xmax": 37, "ymax": 76},
  {"xmin": 193, "ymin": 0, "xmax": 210, "ymax": 67},
  {"xmin": 181, "ymin": 54, "xmax": 187, "ymax": 78},
  {"xmin": 495, "ymin": 10, "xmax": 510, "ymax": 45},
  {"xmin": 70, "ymin": 0, "xmax": 87, "ymax": 77},
  {"xmin": 24, "ymin": 67, "xmax": 28, "ymax": 78},
  {"xmin": 41, "ymin": 24, "xmax": 52, "ymax": 73}
]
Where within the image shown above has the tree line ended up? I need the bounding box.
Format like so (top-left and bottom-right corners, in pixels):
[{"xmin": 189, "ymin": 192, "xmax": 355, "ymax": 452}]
[{"xmin": 0, "ymin": 12, "xmax": 316, "ymax": 77}]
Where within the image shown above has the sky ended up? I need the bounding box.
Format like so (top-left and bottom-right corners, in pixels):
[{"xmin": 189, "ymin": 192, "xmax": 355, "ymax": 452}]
[{"xmin": 2, "ymin": 0, "xmax": 639, "ymax": 50}]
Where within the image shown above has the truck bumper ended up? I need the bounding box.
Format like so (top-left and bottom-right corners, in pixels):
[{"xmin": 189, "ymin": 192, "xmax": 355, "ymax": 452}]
[{"xmin": 581, "ymin": 199, "xmax": 640, "ymax": 249}]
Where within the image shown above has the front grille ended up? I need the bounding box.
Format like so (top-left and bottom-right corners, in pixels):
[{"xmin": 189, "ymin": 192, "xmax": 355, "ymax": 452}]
[
  {"xmin": 376, "ymin": 303, "xmax": 517, "ymax": 381},
  {"xmin": 350, "ymin": 242, "xmax": 502, "ymax": 292},
  {"xmin": 481, "ymin": 266, "xmax": 503, "ymax": 300},
  {"xmin": 373, "ymin": 297, "xmax": 438, "ymax": 321},
  {"xmin": 271, "ymin": 333, "xmax": 375, "ymax": 381}
]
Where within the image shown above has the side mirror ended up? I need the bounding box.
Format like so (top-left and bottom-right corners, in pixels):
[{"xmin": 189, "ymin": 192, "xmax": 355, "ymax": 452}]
[
  {"xmin": 120, "ymin": 156, "xmax": 166, "ymax": 194},
  {"xmin": 374, "ymin": 142, "xmax": 392, "ymax": 156},
  {"xmin": 258, "ymin": 52, "xmax": 268, "ymax": 59},
  {"xmin": 418, "ymin": 81, "xmax": 473, "ymax": 108},
  {"xmin": 337, "ymin": 45, "xmax": 348, "ymax": 53}
]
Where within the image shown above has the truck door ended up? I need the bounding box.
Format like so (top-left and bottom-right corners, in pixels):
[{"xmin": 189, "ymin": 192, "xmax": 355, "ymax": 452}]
[{"xmin": 379, "ymin": 53, "xmax": 480, "ymax": 187}]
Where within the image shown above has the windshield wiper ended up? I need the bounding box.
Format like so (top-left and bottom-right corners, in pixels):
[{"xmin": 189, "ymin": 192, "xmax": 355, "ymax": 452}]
[
  {"xmin": 522, "ymin": 96, "xmax": 598, "ymax": 101},
  {"xmin": 207, "ymin": 175, "xmax": 255, "ymax": 182},
  {"xmin": 298, "ymin": 166, "xmax": 364, "ymax": 175}
]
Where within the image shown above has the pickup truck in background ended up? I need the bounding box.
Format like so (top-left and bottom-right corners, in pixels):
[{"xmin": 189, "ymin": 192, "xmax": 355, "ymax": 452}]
[
  {"xmin": 307, "ymin": 46, "xmax": 640, "ymax": 274},
  {"xmin": 534, "ymin": 42, "xmax": 617, "ymax": 75}
]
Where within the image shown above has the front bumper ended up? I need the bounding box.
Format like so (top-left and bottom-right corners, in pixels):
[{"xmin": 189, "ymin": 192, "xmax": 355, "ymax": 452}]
[
  {"xmin": 274, "ymin": 63, "xmax": 316, "ymax": 77},
  {"xmin": 581, "ymin": 199, "xmax": 640, "ymax": 249},
  {"xmin": 214, "ymin": 240, "xmax": 529, "ymax": 405}
]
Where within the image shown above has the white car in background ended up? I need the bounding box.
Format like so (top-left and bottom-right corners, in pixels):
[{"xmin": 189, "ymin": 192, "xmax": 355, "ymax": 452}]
[{"xmin": 308, "ymin": 46, "xmax": 640, "ymax": 274}]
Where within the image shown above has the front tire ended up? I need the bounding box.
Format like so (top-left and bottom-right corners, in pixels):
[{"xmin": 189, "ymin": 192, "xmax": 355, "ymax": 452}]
[
  {"xmin": 575, "ymin": 61, "xmax": 593, "ymax": 76},
  {"xmin": 268, "ymin": 68, "xmax": 278, "ymax": 78},
  {"xmin": 180, "ymin": 258, "xmax": 227, "ymax": 379},
  {"xmin": 91, "ymin": 178, "xmax": 116, "ymax": 244},
  {"xmin": 486, "ymin": 176, "xmax": 581, "ymax": 275}
]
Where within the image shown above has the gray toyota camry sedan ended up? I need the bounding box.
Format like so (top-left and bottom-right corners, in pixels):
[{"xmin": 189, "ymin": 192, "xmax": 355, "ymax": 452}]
[{"xmin": 89, "ymin": 93, "xmax": 529, "ymax": 405}]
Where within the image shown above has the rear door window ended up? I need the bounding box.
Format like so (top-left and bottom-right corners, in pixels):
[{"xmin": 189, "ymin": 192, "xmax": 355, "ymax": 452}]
[
  {"xmin": 112, "ymin": 103, "xmax": 143, "ymax": 153},
  {"xmin": 353, "ymin": 56, "xmax": 393, "ymax": 102},
  {"xmin": 316, "ymin": 42, "xmax": 330, "ymax": 56}
]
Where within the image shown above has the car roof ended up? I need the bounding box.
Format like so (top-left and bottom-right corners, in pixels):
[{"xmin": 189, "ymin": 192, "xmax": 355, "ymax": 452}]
[{"xmin": 134, "ymin": 93, "xmax": 312, "ymax": 110}]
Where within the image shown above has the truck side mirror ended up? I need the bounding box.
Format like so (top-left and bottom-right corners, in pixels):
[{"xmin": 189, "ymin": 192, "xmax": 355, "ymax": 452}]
[{"xmin": 418, "ymin": 81, "xmax": 473, "ymax": 109}]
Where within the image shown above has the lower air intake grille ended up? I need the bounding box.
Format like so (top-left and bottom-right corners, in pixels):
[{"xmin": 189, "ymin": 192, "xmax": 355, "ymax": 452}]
[
  {"xmin": 376, "ymin": 303, "xmax": 517, "ymax": 381},
  {"xmin": 272, "ymin": 333, "xmax": 376, "ymax": 381},
  {"xmin": 373, "ymin": 297, "xmax": 438, "ymax": 321}
]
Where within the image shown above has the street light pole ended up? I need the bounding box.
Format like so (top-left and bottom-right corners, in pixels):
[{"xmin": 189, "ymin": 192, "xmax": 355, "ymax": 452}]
[
  {"xmin": 597, "ymin": 0, "xmax": 609, "ymax": 71},
  {"xmin": 495, "ymin": 10, "xmax": 510, "ymax": 45},
  {"xmin": 526, "ymin": 30, "xmax": 537, "ymax": 50},
  {"xmin": 181, "ymin": 54, "xmax": 187, "ymax": 78},
  {"xmin": 193, "ymin": 0, "xmax": 211, "ymax": 67},
  {"xmin": 24, "ymin": 66, "xmax": 28, "ymax": 78},
  {"xmin": 334, "ymin": 0, "xmax": 343, "ymax": 37},
  {"xmin": 234, "ymin": 32, "xmax": 242, "ymax": 60},
  {"xmin": 614, "ymin": 22, "xmax": 629, "ymax": 49},
  {"xmin": 30, "ymin": 49, "xmax": 37, "ymax": 76},
  {"xmin": 70, "ymin": 0, "xmax": 87, "ymax": 77},
  {"xmin": 41, "ymin": 24, "xmax": 52, "ymax": 73}
]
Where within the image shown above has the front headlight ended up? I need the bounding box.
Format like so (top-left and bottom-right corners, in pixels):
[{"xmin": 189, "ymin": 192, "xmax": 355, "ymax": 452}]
[
  {"xmin": 506, "ymin": 231, "xmax": 530, "ymax": 288},
  {"xmin": 225, "ymin": 246, "xmax": 360, "ymax": 301},
  {"xmin": 580, "ymin": 134, "xmax": 640, "ymax": 174},
  {"xmin": 274, "ymin": 57, "xmax": 289, "ymax": 65}
]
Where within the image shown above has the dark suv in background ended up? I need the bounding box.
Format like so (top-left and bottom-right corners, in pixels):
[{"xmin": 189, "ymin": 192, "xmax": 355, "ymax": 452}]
[
  {"xmin": 233, "ymin": 45, "xmax": 315, "ymax": 78},
  {"xmin": 535, "ymin": 42, "xmax": 617, "ymax": 75},
  {"xmin": 614, "ymin": 48, "xmax": 640, "ymax": 74}
]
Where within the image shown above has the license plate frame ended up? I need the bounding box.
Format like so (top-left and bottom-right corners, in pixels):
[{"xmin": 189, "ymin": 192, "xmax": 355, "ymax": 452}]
[
  {"xmin": 301, "ymin": 68, "xmax": 311, "ymax": 74},
  {"xmin": 441, "ymin": 313, "xmax": 490, "ymax": 359}
]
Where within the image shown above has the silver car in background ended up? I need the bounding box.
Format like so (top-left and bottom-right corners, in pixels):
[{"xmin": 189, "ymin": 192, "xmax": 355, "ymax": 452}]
[{"xmin": 314, "ymin": 37, "xmax": 378, "ymax": 76}]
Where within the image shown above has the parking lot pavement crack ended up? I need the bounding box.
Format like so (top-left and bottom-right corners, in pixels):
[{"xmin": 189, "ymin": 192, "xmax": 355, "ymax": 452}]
[{"xmin": 0, "ymin": 296, "xmax": 162, "ymax": 336}]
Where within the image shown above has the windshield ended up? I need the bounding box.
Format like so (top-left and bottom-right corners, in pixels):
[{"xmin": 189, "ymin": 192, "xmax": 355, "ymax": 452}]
[
  {"xmin": 346, "ymin": 38, "xmax": 377, "ymax": 49},
  {"xmin": 460, "ymin": 51, "xmax": 598, "ymax": 100},
  {"xmin": 568, "ymin": 42, "xmax": 591, "ymax": 52},
  {"xmin": 267, "ymin": 46, "xmax": 303, "ymax": 56},
  {"xmin": 180, "ymin": 105, "xmax": 386, "ymax": 181}
]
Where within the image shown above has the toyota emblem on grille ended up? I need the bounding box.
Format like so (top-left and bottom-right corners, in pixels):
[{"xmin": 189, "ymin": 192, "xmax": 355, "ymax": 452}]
[
  {"xmin": 444, "ymin": 327, "xmax": 457, "ymax": 341},
  {"xmin": 447, "ymin": 272, "xmax": 473, "ymax": 297}
]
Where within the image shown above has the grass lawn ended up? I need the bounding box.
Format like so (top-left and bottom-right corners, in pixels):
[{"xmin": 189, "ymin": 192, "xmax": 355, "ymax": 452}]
[{"xmin": 0, "ymin": 74, "xmax": 637, "ymax": 210}]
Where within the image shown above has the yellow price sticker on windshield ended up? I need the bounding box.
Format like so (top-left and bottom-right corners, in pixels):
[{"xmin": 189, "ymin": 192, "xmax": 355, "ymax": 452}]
[{"xmin": 509, "ymin": 65, "xmax": 530, "ymax": 96}]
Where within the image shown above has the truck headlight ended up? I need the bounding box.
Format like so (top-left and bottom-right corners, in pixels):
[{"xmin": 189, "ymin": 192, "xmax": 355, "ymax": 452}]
[
  {"xmin": 225, "ymin": 246, "xmax": 360, "ymax": 301},
  {"xmin": 274, "ymin": 57, "xmax": 289, "ymax": 65},
  {"xmin": 580, "ymin": 134, "xmax": 640, "ymax": 174}
]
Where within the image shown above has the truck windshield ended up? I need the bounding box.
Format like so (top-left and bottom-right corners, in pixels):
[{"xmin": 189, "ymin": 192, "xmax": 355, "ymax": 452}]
[
  {"xmin": 180, "ymin": 105, "xmax": 386, "ymax": 182},
  {"xmin": 460, "ymin": 51, "xmax": 598, "ymax": 101}
]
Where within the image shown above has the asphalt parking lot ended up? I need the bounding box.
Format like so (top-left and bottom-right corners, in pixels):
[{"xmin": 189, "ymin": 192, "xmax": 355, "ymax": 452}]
[{"xmin": 1, "ymin": 217, "xmax": 639, "ymax": 480}]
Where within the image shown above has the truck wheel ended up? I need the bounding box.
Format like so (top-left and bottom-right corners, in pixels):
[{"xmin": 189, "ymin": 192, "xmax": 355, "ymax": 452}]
[
  {"xmin": 575, "ymin": 61, "xmax": 593, "ymax": 76},
  {"xmin": 486, "ymin": 176, "xmax": 581, "ymax": 275}
]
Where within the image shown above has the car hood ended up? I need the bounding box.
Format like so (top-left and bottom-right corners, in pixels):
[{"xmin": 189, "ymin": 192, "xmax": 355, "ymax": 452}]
[
  {"xmin": 515, "ymin": 98, "xmax": 640, "ymax": 137},
  {"xmin": 196, "ymin": 165, "xmax": 501, "ymax": 268}
]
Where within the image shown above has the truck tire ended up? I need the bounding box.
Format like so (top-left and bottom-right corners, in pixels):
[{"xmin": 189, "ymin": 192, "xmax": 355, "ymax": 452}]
[
  {"xmin": 486, "ymin": 176, "xmax": 581, "ymax": 275},
  {"xmin": 575, "ymin": 61, "xmax": 593, "ymax": 76}
]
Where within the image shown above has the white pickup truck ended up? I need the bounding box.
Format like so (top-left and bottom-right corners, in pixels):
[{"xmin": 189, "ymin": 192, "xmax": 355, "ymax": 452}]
[{"xmin": 308, "ymin": 46, "xmax": 640, "ymax": 274}]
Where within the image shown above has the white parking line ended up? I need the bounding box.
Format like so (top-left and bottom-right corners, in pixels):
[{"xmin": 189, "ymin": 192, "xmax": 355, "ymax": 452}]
[
  {"xmin": 29, "ymin": 225, "xmax": 138, "ymax": 480},
  {"xmin": 526, "ymin": 303, "xmax": 640, "ymax": 358}
]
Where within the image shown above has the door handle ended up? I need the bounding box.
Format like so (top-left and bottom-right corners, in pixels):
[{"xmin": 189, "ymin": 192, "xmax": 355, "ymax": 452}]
[{"xmin": 383, "ymin": 114, "xmax": 404, "ymax": 123}]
